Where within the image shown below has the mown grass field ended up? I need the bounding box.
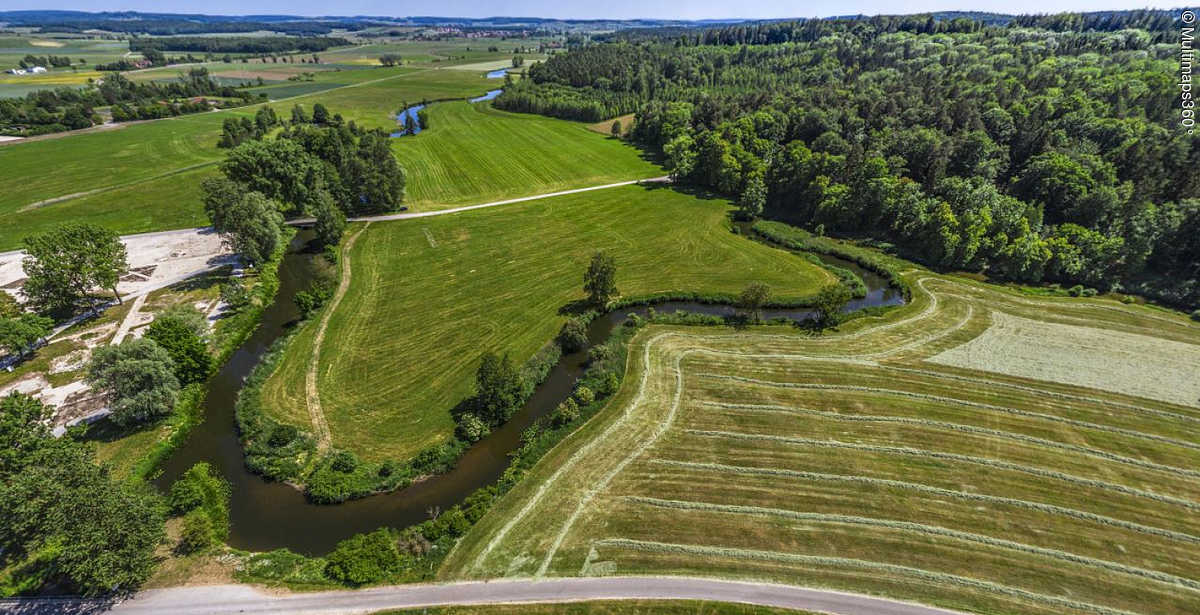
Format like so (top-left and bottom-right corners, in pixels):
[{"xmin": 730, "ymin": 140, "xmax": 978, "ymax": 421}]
[
  {"xmin": 441, "ymin": 261, "xmax": 1200, "ymax": 615},
  {"xmin": 394, "ymin": 102, "xmax": 661, "ymax": 210},
  {"xmin": 260, "ymin": 186, "xmax": 834, "ymax": 462},
  {"xmin": 0, "ymin": 65, "xmax": 502, "ymax": 249}
]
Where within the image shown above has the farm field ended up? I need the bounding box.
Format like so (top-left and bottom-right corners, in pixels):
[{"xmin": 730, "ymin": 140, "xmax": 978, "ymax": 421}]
[
  {"xmin": 442, "ymin": 264, "xmax": 1200, "ymax": 615},
  {"xmin": 393, "ymin": 101, "xmax": 662, "ymax": 209},
  {"xmin": 260, "ymin": 186, "xmax": 835, "ymax": 462},
  {"xmin": 0, "ymin": 65, "xmax": 506, "ymax": 249},
  {"xmin": 0, "ymin": 34, "xmax": 130, "ymax": 96}
]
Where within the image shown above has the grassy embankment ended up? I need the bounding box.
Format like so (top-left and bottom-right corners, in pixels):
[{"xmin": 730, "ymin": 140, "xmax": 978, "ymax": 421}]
[
  {"xmin": 260, "ymin": 186, "xmax": 835, "ymax": 463},
  {"xmin": 379, "ymin": 602, "xmax": 812, "ymax": 615},
  {"xmin": 441, "ymin": 241, "xmax": 1200, "ymax": 615}
]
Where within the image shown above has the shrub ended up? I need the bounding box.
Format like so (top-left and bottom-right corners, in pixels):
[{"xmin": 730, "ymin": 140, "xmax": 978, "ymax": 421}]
[
  {"xmin": 220, "ymin": 281, "xmax": 249, "ymax": 309},
  {"xmin": 1067, "ymin": 285, "xmax": 1085, "ymax": 297},
  {"xmin": 1121, "ymin": 295, "xmax": 1136, "ymax": 304},
  {"xmin": 551, "ymin": 398, "xmax": 579, "ymax": 427},
  {"xmin": 330, "ymin": 451, "xmax": 359, "ymax": 473},
  {"xmin": 1081, "ymin": 288, "xmax": 1098, "ymax": 297},
  {"xmin": 456, "ymin": 412, "xmax": 489, "ymax": 443},
  {"xmin": 588, "ymin": 344, "xmax": 613, "ymax": 365},
  {"xmin": 145, "ymin": 316, "xmax": 214, "ymax": 386},
  {"xmin": 1191, "ymin": 309, "xmax": 1200, "ymax": 322},
  {"xmin": 324, "ymin": 529, "xmax": 402, "ymax": 585},
  {"xmin": 167, "ymin": 462, "xmax": 231, "ymax": 541},
  {"xmin": 557, "ymin": 318, "xmax": 588, "ymax": 353},
  {"xmin": 177, "ymin": 511, "xmax": 214, "ymax": 554},
  {"xmin": 574, "ymin": 386, "xmax": 595, "ymax": 406},
  {"xmin": 267, "ymin": 423, "xmax": 299, "ymax": 448},
  {"xmin": 602, "ymin": 372, "xmax": 620, "ymax": 395}
]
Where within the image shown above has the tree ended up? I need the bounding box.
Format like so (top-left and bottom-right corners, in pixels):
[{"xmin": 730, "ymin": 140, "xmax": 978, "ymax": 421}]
[
  {"xmin": 177, "ymin": 511, "xmax": 213, "ymax": 553},
  {"xmin": 324, "ymin": 529, "xmax": 404, "ymax": 585},
  {"xmin": 22, "ymin": 223, "xmax": 128, "ymax": 315},
  {"xmin": 145, "ymin": 316, "xmax": 213, "ymax": 386},
  {"xmin": 611, "ymin": 120, "xmax": 622, "ymax": 138},
  {"xmin": 312, "ymin": 103, "xmax": 331, "ymax": 124},
  {"xmin": 290, "ymin": 103, "xmax": 309, "ymax": 124},
  {"xmin": 557, "ymin": 318, "xmax": 588, "ymax": 353},
  {"xmin": 0, "ymin": 293, "xmax": 21, "ymax": 319},
  {"xmin": 473, "ymin": 352, "xmax": 525, "ymax": 425},
  {"xmin": 0, "ymin": 313, "xmax": 53, "ymax": 360},
  {"xmin": 87, "ymin": 338, "xmax": 180, "ymax": 425},
  {"xmin": 202, "ymin": 179, "xmax": 285, "ymax": 266},
  {"xmin": 416, "ymin": 108, "xmax": 429, "ymax": 131},
  {"xmin": 736, "ymin": 282, "xmax": 772, "ymax": 322},
  {"xmin": 583, "ymin": 250, "xmax": 618, "ymax": 305},
  {"xmin": 219, "ymin": 138, "xmax": 324, "ymax": 214},
  {"xmin": 812, "ymin": 283, "xmax": 851, "ymax": 330},
  {"xmin": 0, "ymin": 393, "xmax": 165, "ymax": 596},
  {"xmin": 312, "ymin": 190, "xmax": 347, "ymax": 249},
  {"xmin": 343, "ymin": 131, "xmax": 407, "ymax": 214},
  {"xmin": 737, "ymin": 174, "xmax": 766, "ymax": 220}
]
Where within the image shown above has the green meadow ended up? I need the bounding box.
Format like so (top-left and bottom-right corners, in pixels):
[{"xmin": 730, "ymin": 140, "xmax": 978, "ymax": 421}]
[{"xmin": 260, "ymin": 186, "xmax": 834, "ymax": 462}]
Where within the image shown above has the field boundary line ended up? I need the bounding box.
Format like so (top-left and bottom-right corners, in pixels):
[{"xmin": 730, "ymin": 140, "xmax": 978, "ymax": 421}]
[
  {"xmin": 700, "ymin": 375, "xmax": 1200, "ymax": 456},
  {"xmin": 306, "ymin": 222, "xmax": 370, "ymax": 451},
  {"xmin": 699, "ymin": 397, "xmax": 1200, "ymax": 480},
  {"xmin": 469, "ymin": 330, "xmax": 681, "ymax": 573},
  {"xmin": 684, "ymin": 428, "xmax": 1200, "ymax": 511},
  {"xmin": 648, "ymin": 459, "xmax": 1200, "ymax": 546},
  {"xmin": 623, "ymin": 496, "xmax": 1200, "ymax": 591},
  {"xmin": 594, "ymin": 539, "xmax": 1142, "ymax": 615}
]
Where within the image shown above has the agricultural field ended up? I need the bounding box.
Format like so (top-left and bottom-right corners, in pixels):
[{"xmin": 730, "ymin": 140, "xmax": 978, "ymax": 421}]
[
  {"xmin": 0, "ymin": 34, "xmax": 130, "ymax": 96},
  {"xmin": 259, "ymin": 186, "xmax": 835, "ymax": 461},
  {"xmin": 393, "ymin": 102, "xmax": 661, "ymax": 209},
  {"xmin": 443, "ymin": 266, "xmax": 1200, "ymax": 615}
]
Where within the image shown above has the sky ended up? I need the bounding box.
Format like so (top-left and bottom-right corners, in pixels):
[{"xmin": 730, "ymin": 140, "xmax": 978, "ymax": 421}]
[{"xmin": 0, "ymin": 1, "xmax": 1189, "ymax": 20}]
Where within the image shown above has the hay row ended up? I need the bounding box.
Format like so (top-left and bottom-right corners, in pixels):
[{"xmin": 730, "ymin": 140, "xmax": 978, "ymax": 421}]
[
  {"xmin": 877, "ymin": 365, "xmax": 1200, "ymax": 425},
  {"xmin": 700, "ymin": 401, "xmax": 1200, "ymax": 480},
  {"xmin": 699, "ymin": 375, "xmax": 1200, "ymax": 457},
  {"xmin": 647, "ymin": 459, "xmax": 1200, "ymax": 546},
  {"xmin": 622, "ymin": 496, "xmax": 1200, "ymax": 591},
  {"xmin": 683, "ymin": 429, "xmax": 1200, "ymax": 511},
  {"xmin": 594, "ymin": 538, "xmax": 1142, "ymax": 615}
]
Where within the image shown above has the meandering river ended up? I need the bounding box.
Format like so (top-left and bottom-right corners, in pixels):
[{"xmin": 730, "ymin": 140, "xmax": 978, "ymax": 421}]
[{"xmin": 154, "ymin": 228, "xmax": 903, "ymax": 555}]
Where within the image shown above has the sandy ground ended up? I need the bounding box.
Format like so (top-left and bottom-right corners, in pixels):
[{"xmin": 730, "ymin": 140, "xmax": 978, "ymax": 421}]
[
  {"xmin": 0, "ymin": 135, "xmax": 24, "ymax": 143},
  {"xmin": 0, "ymin": 227, "xmax": 235, "ymax": 305}
]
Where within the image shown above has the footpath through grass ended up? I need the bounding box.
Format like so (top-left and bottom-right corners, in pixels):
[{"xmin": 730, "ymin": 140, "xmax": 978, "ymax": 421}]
[{"xmin": 260, "ymin": 185, "xmax": 834, "ymax": 462}]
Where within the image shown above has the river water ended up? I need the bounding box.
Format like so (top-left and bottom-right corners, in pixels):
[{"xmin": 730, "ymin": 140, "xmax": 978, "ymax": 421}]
[{"xmin": 155, "ymin": 229, "xmax": 902, "ymax": 555}]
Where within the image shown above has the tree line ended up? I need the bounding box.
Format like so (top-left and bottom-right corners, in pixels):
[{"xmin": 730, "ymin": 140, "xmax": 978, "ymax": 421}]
[
  {"xmin": 129, "ymin": 36, "xmax": 350, "ymax": 55},
  {"xmin": 495, "ymin": 15, "xmax": 1199, "ymax": 307}
]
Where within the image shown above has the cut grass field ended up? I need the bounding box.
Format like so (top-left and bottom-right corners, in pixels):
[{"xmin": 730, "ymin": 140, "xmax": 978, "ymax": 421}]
[
  {"xmin": 440, "ymin": 257, "xmax": 1200, "ymax": 615},
  {"xmin": 0, "ymin": 60, "xmax": 650, "ymax": 249},
  {"xmin": 259, "ymin": 186, "xmax": 835, "ymax": 462},
  {"xmin": 393, "ymin": 102, "xmax": 661, "ymax": 210}
]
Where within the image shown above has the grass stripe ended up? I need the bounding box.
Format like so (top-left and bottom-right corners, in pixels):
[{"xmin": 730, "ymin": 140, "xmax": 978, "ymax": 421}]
[
  {"xmin": 699, "ymin": 374, "xmax": 1200, "ymax": 455},
  {"xmin": 622, "ymin": 496, "xmax": 1200, "ymax": 592},
  {"xmin": 698, "ymin": 400, "xmax": 1200, "ymax": 481},
  {"xmin": 595, "ymin": 538, "xmax": 1143, "ymax": 615},
  {"xmin": 647, "ymin": 459, "xmax": 1200, "ymax": 546},
  {"xmin": 877, "ymin": 365, "xmax": 1200, "ymax": 425},
  {"xmin": 684, "ymin": 428, "xmax": 1200, "ymax": 511}
]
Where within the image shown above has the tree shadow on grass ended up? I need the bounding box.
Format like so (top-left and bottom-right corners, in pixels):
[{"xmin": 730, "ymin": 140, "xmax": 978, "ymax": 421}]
[{"xmin": 73, "ymin": 415, "xmax": 159, "ymax": 446}]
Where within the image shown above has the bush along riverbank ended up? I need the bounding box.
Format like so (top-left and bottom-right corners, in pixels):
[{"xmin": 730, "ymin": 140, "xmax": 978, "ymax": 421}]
[
  {"xmin": 753, "ymin": 220, "xmax": 912, "ymax": 301},
  {"xmin": 117, "ymin": 228, "xmax": 296, "ymax": 482}
]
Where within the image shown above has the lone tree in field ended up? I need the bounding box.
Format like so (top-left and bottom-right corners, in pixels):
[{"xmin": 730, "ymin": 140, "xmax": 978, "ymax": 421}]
[
  {"xmin": 22, "ymin": 223, "xmax": 128, "ymax": 315},
  {"xmin": 202, "ymin": 178, "xmax": 285, "ymax": 267},
  {"xmin": 87, "ymin": 338, "xmax": 180, "ymax": 426},
  {"xmin": 812, "ymin": 283, "xmax": 852, "ymax": 330},
  {"xmin": 0, "ymin": 313, "xmax": 54, "ymax": 361},
  {"xmin": 736, "ymin": 282, "xmax": 772, "ymax": 322},
  {"xmin": 611, "ymin": 120, "xmax": 622, "ymax": 138},
  {"xmin": 583, "ymin": 250, "xmax": 618, "ymax": 306}
]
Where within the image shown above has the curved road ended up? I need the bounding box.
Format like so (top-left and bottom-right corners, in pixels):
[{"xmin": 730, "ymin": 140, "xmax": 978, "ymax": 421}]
[{"xmin": 0, "ymin": 577, "xmax": 969, "ymax": 615}]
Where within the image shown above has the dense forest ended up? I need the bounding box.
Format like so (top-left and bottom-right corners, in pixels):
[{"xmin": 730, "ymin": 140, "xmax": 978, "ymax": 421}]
[
  {"xmin": 496, "ymin": 13, "xmax": 1199, "ymax": 307},
  {"xmin": 129, "ymin": 36, "xmax": 351, "ymax": 55},
  {"xmin": 0, "ymin": 70, "xmax": 257, "ymax": 136}
]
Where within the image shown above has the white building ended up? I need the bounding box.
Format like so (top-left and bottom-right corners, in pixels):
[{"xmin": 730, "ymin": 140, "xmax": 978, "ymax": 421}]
[
  {"xmin": 28, "ymin": 66, "xmax": 47, "ymax": 74},
  {"xmin": 5, "ymin": 68, "xmax": 27, "ymax": 75}
]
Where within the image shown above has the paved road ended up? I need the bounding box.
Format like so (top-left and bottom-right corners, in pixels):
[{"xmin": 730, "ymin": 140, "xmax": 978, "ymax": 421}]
[
  {"xmin": 287, "ymin": 175, "xmax": 672, "ymax": 226},
  {"xmin": 0, "ymin": 577, "xmax": 969, "ymax": 615}
]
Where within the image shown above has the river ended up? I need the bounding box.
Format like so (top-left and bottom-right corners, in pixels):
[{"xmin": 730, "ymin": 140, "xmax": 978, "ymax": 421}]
[{"xmin": 154, "ymin": 228, "xmax": 903, "ymax": 555}]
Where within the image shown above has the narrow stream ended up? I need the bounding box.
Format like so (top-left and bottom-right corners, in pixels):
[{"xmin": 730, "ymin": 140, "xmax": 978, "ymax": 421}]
[{"xmin": 155, "ymin": 228, "xmax": 903, "ymax": 555}]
